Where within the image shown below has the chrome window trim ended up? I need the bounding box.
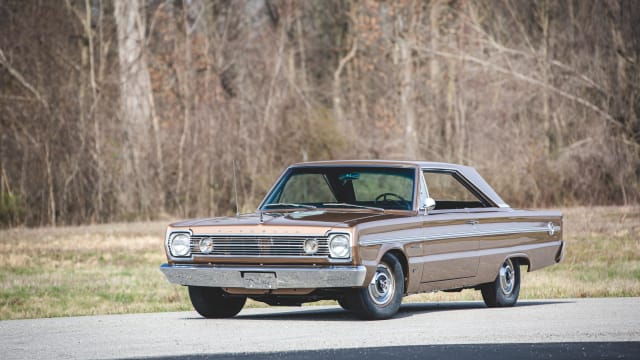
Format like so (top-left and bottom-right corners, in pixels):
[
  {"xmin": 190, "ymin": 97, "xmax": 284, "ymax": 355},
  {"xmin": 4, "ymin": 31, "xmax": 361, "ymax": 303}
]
[
  {"xmin": 418, "ymin": 169, "xmax": 429, "ymax": 210},
  {"xmin": 257, "ymin": 164, "xmax": 420, "ymax": 212},
  {"xmin": 421, "ymin": 168, "xmax": 497, "ymax": 208}
]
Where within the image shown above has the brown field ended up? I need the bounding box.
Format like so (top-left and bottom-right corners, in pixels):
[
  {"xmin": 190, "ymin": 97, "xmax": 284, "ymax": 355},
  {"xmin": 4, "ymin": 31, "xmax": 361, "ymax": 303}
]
[{"xmin": 1, "ymin": 207, "xmax": 638, "ymax": 320}]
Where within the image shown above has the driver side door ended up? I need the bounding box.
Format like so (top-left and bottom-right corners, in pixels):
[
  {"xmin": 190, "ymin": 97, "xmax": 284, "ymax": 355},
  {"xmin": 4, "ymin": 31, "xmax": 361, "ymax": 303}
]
[{"xmin": 419, "ymin": 170, "xmax": 484, "ymax": 287}]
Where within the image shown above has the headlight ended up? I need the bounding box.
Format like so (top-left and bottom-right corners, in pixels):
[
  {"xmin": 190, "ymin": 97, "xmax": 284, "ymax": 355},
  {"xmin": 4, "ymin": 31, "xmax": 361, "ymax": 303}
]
[
  {"xmin": 169, "ymin": 233, "xmax": 191, "ymax": 257},
  {"xmin": 199, "ymin": 237, "xmax": 214, "ymax": 253},
  {"xmin": 304, "ymin": 239, "xmax": 319, "ymax": 255},
  {"xmin": 329, "ymin": 234, "xmax": 350, "ymax": 259}
]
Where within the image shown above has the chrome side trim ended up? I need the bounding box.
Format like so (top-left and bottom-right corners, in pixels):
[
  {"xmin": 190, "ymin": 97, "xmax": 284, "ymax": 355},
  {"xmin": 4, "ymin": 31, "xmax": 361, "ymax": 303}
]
[
  {"xmin": 408, "ymin": 241, "xmax": 562, "ymax": 264},
  {"xmin": 359, "ymin": 224, "xmax": 562, "ymax": 246},
  {"xmin": 160, "ymin": 264, "xmax": 367, "ymax": 289}
]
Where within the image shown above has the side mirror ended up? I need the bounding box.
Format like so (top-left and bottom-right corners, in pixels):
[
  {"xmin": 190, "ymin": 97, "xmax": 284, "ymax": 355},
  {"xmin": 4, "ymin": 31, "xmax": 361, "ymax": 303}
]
[{"xmin": 423, "ymin": 197, "xmax": 436, "ymax": 214}]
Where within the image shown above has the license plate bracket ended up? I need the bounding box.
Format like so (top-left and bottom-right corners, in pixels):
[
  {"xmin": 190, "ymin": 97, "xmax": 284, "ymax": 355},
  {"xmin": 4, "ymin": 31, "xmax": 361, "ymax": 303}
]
[{"xmin": 243, "ymin": 272, "xmax": 277, "ymax": 289}]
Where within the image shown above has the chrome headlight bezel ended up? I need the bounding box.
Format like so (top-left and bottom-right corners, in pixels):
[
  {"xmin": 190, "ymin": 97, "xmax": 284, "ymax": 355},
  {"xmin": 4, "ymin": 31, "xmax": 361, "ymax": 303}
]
[
  {"xmin": 168, "ymin": 232, "xmax": 192, "ymax": 257},
  {"xmin": 328, "ymin": 233, "xmax": 351, "ymax": 259}
]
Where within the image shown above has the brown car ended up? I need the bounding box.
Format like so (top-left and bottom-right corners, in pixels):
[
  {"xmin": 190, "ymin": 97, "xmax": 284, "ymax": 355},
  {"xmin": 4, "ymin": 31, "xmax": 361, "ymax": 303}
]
[{"xmin": 161, "ymin": 160, "xmax": 564, "ymax": 320}]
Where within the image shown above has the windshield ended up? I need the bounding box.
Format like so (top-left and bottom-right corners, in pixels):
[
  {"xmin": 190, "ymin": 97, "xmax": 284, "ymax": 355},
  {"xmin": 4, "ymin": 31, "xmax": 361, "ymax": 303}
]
[{"xmin": 261, "ymin": 166, "xmax": 416, "ymax": 211}]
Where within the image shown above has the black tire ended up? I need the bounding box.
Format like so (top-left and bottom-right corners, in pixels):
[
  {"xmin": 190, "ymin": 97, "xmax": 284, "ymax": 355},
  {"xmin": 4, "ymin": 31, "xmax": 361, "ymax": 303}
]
[
  {"xmin": 337, "ymin": 297, "xmax": 352, "ymax": 311},
  {"xmin": 481, "ymin": 258, "xmax": 521, "ymax": 307},
  {"xmin": 188, "ymin": 286, "xmax": 246, "ymax": 318},
  {"xmin": 347, "ymin": 253, "xmax": 404, "ymax": 320}
]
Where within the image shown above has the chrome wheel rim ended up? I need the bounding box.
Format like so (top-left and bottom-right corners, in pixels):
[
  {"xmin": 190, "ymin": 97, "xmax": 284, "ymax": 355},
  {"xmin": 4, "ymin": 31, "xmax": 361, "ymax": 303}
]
[
  {"xmin": 499, "ymin": 259, "xmax": 515, "ymax": 295},
  {"xmin": 368, "ymin": 263, "xmax": 395, "ymax": 305}
]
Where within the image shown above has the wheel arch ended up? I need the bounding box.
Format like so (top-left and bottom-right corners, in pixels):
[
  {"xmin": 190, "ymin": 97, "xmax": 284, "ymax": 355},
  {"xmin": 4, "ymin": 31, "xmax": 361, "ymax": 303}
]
[
  {"xmin": 484, "ymin": 254, "xmax": 531, "ymax": 284},
  {"xmin": 383, "ymin": 249, "xmax": 409, "ymax": 295},
  {"xmin": 506, "ymin": 254, "xmax": 531, "ymax": 272}
]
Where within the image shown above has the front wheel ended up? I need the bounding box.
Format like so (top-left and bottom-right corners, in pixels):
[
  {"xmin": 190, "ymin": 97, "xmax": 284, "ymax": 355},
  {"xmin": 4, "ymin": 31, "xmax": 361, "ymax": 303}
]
[
  {"xmin": 480, "ymin": 258, "xmax": 520, "ymax": 307},
  {"xmin": 347, "ymin": 253, "xmax": 404, "ymax": 320},
  {"xmin": 188, "ymin": 286, "xmax": 246, "ymax": 318},
  {"xmin": 337, "ymin": 297, "xmax": 352, "ymax": 311}
]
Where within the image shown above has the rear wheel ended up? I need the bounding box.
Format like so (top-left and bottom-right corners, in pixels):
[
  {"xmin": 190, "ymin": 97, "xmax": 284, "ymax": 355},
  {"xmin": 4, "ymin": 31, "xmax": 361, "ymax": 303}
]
[
  {"xmin": 481, "ymin": 258, "xmax": 520, "ymax": 307},
  {"xmin": 188, "ymin": 286, "xmax": 246, "ymax": 318},
  {"xmin": 348, "ymin": 253, "xmax": 404, "ymax": 320}
]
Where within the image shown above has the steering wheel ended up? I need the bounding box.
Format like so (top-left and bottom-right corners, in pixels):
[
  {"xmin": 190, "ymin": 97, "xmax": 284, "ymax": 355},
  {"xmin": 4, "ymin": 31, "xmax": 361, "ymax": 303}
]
[{"xmin": 375, "ymin": 192, "xmax": 406, "ymax": 203}]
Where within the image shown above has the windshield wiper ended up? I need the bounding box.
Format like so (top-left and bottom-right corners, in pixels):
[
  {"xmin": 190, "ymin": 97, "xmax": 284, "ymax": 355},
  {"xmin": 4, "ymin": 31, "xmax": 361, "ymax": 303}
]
[
  {"xmin": 322, "ymin": 203, "xmax": 385, "ymax": 212},
  {"xmin": 262, "ymin": 203, "xmax": 317, "ymax": 210}
]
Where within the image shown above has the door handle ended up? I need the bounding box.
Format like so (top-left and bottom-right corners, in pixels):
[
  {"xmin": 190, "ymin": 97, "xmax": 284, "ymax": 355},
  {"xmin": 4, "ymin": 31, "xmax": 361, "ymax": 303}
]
[{"xmin": 466, "ymin": 220, "xmax": 479, "ymax": 225}]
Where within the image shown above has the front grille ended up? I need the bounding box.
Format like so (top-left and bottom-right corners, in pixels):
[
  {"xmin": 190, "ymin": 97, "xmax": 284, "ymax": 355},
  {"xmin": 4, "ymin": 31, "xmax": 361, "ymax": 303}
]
[{"xmin": 190, "ymin": 235, "xmax": 330, "ymax": 257}]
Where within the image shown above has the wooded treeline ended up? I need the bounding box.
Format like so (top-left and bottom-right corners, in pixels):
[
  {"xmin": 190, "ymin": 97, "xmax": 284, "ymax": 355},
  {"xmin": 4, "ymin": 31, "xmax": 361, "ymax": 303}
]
[{"xmin": 1, "ymin": 0, "xmax": 638, "ymax": 227}]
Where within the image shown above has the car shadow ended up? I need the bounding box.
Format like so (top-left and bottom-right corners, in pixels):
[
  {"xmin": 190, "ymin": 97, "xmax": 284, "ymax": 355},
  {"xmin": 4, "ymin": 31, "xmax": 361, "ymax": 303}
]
[
  {"xmin": 125, "ymin": 342, "xmax": 640, "ymax": 360},
  {"xmin": 394, "ymin": 299, "xmax": 573, "ymax": 318},
  {"xmin": 183, "ymin": 299, "xmax": 574, "ymax": 322},
  {"xmin": 180, "ymin": 307, "xmax": 351, "ymax": 321}
]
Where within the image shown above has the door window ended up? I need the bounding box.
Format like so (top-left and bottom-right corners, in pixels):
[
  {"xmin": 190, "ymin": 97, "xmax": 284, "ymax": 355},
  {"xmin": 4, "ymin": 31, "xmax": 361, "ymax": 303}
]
[{"xmin": 423, "ymin": 171, "xmax": 486, "ymax": 210}]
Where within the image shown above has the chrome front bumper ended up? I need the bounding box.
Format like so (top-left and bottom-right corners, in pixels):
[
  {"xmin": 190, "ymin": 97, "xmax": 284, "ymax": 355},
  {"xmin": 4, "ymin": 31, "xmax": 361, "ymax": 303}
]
[{"xmin": 160, "ymin": 263, "xmax": 368, "ymax": 289}]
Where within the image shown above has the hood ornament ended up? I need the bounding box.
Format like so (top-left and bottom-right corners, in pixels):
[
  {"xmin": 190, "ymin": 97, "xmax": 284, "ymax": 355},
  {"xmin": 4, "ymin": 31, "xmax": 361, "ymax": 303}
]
[{"xmin": 259, "ymin": 211, "xmax": 264, "ymax": 224}]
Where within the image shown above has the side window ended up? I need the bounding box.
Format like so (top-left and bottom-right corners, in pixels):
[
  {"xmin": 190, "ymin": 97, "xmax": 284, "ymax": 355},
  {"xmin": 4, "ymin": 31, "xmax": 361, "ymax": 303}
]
[
  {"xmin": 279, "ymin": 173, "xmax": 336, "ymax": 203},
  {"xmin": 423, "ymin": 171, "xmax": 486, "ymax": 210}
]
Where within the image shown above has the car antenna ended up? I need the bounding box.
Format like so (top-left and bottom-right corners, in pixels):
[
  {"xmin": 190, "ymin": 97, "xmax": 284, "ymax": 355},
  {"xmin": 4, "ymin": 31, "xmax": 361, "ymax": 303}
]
[{"xmin": 233, "ymin": 160, "xmax": 239, "ymax": 217}]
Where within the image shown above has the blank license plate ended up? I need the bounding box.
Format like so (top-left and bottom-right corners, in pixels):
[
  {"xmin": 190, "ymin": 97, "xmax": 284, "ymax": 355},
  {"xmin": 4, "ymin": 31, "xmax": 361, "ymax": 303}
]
[{"xmin": 243, "ymin": 272, "xmax": 277, "ymax": 289}]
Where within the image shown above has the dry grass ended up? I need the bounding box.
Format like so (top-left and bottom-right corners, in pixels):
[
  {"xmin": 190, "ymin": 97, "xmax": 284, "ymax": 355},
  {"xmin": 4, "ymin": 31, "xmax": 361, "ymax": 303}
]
[
  {"xmin": 0, "ymin": 222, "xmax": 191, "ymax": 320},
  {"xmin": 1, "ymin": 207, "xmax": 639, "ymax": 320}
]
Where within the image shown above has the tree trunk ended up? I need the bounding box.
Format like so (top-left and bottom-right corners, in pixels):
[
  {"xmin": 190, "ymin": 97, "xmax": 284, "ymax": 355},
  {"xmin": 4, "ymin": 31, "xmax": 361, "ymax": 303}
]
[
  {"xmin": 540, "ymin": 0, "xmax": 553, "ymax": 154},
  {"xmin": 333, "ymin": 39, "xmax": 357, "ymax": 134},
  {"xmin": 429, "ymin": 1, "xmax": 442, "ymax": 156},
  {"xmin": 400, "ymin": 39, "xmax": 416, "ymax": 158},
  {"xmin": 114, "ymin": 0, "xmax": 160, "ymax": 217}
]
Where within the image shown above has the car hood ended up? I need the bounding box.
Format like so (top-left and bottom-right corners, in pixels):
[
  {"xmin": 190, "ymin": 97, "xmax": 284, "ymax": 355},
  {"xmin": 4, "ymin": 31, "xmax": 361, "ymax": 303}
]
[{"xmin": 170, "ymin": 210, "xmax": 408, "ymax": 230}]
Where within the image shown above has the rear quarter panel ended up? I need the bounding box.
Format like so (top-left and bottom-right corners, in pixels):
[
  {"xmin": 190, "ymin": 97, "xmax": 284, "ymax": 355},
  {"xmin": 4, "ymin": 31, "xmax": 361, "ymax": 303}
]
[{"xmin": 472, "ymin": 209, "xmax": 563, "ymax": 284}]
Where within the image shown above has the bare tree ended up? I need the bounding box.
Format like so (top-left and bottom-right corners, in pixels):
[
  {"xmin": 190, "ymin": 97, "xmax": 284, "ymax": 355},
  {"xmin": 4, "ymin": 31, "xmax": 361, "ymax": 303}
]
[
  {"xmin": 0, "ymin": 0, "xmax": 638, "ymax": 227},
  {"xmin": 114, "ymin": 0, "xmax": 164, "ymax": 216}
]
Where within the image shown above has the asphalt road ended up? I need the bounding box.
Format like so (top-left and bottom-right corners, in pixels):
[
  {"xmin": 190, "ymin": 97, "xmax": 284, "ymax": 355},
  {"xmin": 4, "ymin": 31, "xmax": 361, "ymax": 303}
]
[{"xmin": 1, "ymin": 298, "xmax": 639, "ymax": 360}]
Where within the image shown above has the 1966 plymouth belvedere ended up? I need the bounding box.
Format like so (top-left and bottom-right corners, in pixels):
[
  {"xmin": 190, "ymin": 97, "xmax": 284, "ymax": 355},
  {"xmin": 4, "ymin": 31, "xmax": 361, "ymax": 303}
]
[{"xmin": 161, "ymin": 160, "xmax": 564, "ymax": 320}]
